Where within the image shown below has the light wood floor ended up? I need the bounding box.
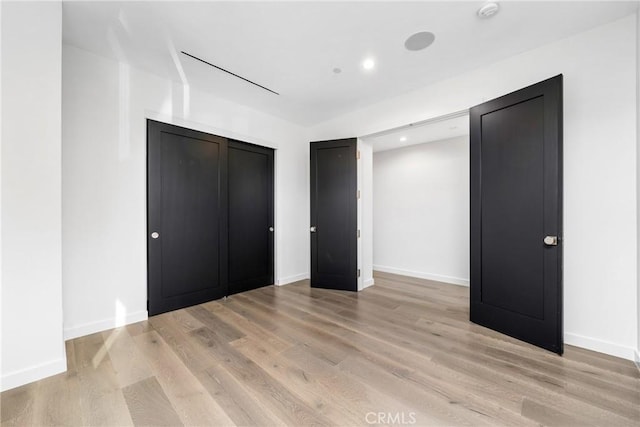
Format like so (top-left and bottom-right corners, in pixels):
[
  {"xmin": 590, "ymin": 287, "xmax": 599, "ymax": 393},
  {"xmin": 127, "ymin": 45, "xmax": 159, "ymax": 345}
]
[{"xmin": 2, "ymin": 271, "xmax": 639, "ymax": 426}]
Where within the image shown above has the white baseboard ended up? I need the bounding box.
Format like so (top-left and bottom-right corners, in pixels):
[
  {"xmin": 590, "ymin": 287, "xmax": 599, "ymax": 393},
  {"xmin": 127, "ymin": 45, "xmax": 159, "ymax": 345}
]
[
  {"xmin": 373, "ymin": 265, "xmax": 469, "ymax": 287},
  {"xmin": 1, "ymin": 357, "xmax": 67, "ymax": 392},
  {"xmin": 634, "ymin": 349, "xmax": 640, "ymax": 371},
  {"xmin": 276, "ymin": 273, "xmax": 309, "ymax": 286},
  {"xmin": 565, "ymin": 332, "xmax": 636, "ymax": 361},
  {"xmin": 363, "ymin": 278, "xmax": 375, "ymax": 289},
  {"xmin": 64, "ymin": 310, "xmax": 148, "ymax": 341}
]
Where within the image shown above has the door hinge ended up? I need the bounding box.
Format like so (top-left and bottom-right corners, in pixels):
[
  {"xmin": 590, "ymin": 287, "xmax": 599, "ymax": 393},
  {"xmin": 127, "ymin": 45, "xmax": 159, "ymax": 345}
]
[
  {"xmin": 358, "ymin": 269, "xmax": 361, "ymax": 278},
  {"xmin": 357, "ymin": 229, "xmax": 361, "ymax": 238},
  {"xmin": 356, "ymin": 150, "xmax": 361, "ymax": 160},
  {"xmin": 357, "ymin": 190, "xmax": 361, "ymax": 199}
]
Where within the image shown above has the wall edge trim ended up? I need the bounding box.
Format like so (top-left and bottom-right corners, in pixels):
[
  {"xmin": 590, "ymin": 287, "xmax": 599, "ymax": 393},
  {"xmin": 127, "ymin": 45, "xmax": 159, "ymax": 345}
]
[
  {"xmin": 373, "ymin": 265, "xmax": 469, "ymax": 287},
  {"xmin": 565, "ymin": 332, "xmax": 636, "ymax": 361},
  {"xmin": 64, "ymin": 310, "xmax": 148, "ymax": 341},
  {"xmin": 1, "ymin": 357, "xmax": 66, "ymax": 392},
  {"xmin": 276, "ymin": 273, "xmax": 309, "ymax": 286}
]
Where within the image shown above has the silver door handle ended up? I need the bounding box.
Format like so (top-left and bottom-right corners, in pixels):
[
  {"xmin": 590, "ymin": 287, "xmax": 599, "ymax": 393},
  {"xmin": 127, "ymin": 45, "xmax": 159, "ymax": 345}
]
[
  {"xmin": 151, "ymin": 232, "xmax": 160, "ymax": 239},
  {"xmin": 544, "ymin": 235, "xmax": 558, "ymax": 246},
  {"xmin": 269, "ymin": 227, "xmax": 274, "ymax": 232},
  {"xmin": 310, "ymin": 226, "xmax": 316, "ymax": 233}
]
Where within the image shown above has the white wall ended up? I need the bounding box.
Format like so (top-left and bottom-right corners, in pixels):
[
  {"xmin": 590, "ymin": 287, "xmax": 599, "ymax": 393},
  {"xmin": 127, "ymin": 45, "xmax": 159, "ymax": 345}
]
[
  {"xmin": 636, "ymin": 9, "xmax": 640, "ymax": 368},
  {"xmin": 372, "ymin": 137, "xmax": 469, "ymax": 286},
  {"xmin": 1, "ymin": 2, "xmax": 65, "ymax": 391},
  {"xmin": 311, "ymin": 16, "xmax": 638, "ymax": 360},
  {"xmin": 0, "ymin": 0, "xmax": 4, "ymax": 391},
  {"xmin": 62, "ymin": 45, "xmax": 310, "ymax": 340}
]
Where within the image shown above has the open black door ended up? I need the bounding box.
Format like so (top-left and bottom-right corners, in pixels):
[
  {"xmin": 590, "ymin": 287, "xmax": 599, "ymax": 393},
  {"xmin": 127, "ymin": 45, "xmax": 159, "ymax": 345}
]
[
  {"xmin": 147, "ymin": 120, "xmax": 228, "ymax": 315},
  {"xmin": 310, "ymin": 138, "xmax": 358, "ymax": 291},
  {"xmin": 470, "ymin": 75, "xmax": 563, "ymax": 354},
  {"xmin": 228, "ymin": 140, "xmax": 274, "ymax": 295}
]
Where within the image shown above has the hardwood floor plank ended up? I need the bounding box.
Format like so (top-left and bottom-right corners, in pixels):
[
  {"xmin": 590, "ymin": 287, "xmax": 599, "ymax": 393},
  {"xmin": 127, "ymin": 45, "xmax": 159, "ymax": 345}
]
[
  {"xmin": 187, "ymin": 305, "xmax": 245, "ymax": 342},
  {"xmin": 122, "ymin": 376, "xmax": 183, "ymax": 427},
  {"xmin": 3, "ymin": 273, "xmax": 638, "ymax": 426},
  {"xmin": 0, "ymin": 383, "xmax": 35, "ymax": 425},
  {"xmin": 231, "ymin": 335, "xmax": 364, "ymax": 425},
  {"xmin": 199, "ymin": 361, "xmax": 284, "ymax": 426},
  {"xmin": 73, "ymin": 332, "xmax": 134, "ymax": 426},
  {"xmin": 149, "ymin": 312, "xmax": 215, "ymax": 373},
  {"xmin": 132, "ymin": 330, "xmax": 235, "ymax": 426},
  {"xmin": 101, "ymin": 327, "xmax": 154, "ymax": 388},
  {"xmin": 338, "ymin": 354, "xmax": 512, "ymax": 427},
  {"xmin": 521, "ymin": 397, "xmax": 600, "ymax": 427},
  {"xmin": 205, "ymin": 301, "xmax": 292, "ymax": 354},
  {"xmin": 431, "ymin": 344, "xmax": 636, "ymax": 426},
  {"xmin": 224, "ymin": 296, "xmax": 350, "ymax": 365},
  {"xmin": 280, "ymin": 343, "xmax": 441, "ymax": 426},
  {"xmin": 188, "ymin": 325, "xmax": 333, "ymax": 426},
  {"xmin": 31, "ymin": 369, "xmax": 82, "ymax": 426},
  {"xmin": 126, "ymin": 319, "xmax": 155, "ymax": 337}
]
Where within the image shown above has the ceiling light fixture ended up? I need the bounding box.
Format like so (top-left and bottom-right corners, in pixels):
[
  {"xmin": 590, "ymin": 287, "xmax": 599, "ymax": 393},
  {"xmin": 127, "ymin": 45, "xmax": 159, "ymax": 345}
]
[
  {"xmin": 362, "ymin": 58, "xmax": 375, "ymax": 71},
  {"xmin": 477, "ymin": 2, "xmax": 500, "ymax": 19},
  {"xmin": 400, "ymin": 136, "xmax": 407, "ymax": 142},
  {"xmin": 404, "ymin": 32, "xmax": 436, "ymax": 51}
]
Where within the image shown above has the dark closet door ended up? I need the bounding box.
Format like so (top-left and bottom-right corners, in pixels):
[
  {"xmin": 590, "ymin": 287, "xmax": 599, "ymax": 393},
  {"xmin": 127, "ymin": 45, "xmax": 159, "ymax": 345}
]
[
  {"xmin": 147, "ymin": 120, "xmax": 228, "ymax": 316},
  {"xmin": 228, "ymin": 140, "xmax": 274, "ymax": 295},
  {"xmin": 470, "ymin": 75, "xmax": 563, "ymax": 354},
  {"xmin": 310, "ymin": 138, "xmax": 358, "ymax": 291}
]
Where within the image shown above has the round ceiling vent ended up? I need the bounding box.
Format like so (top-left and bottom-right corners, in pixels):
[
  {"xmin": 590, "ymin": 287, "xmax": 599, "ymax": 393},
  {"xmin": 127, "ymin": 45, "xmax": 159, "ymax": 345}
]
[
  {"xmin": 477, "ymin": 2, "xmax": 500, "ymax": 18},
  {"xmin": 404, "ymin": 31, "xmax": 436, "ymax": 51}
]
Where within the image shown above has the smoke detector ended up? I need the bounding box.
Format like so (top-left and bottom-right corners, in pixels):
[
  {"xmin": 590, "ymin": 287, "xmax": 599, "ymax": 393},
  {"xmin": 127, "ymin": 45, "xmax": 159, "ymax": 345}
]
[{"xmin": 477, "ymin": 2, "xmax": 500, "ymax": 18}]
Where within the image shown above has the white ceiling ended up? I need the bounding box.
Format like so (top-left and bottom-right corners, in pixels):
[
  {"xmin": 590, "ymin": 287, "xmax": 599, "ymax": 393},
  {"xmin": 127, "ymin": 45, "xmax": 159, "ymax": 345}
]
[
  {"xmin": 62, "ymin": 1, "xmax": 638, "ymax": 127},
  {"xmin": 363, "ymin": 113, "xmax": 469, "ymax": 153}
]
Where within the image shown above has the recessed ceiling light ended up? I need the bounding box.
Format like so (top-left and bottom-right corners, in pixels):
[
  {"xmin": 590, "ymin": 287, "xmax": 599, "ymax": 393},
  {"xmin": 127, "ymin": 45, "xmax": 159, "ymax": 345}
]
[
  {"xmin": 362, "ymin": 58, "xmax": 375, "ymax": 71},
  {"xmin": 477, "ymin": 2, "xmax": 500, "ymax": 18},
  {"xmin": 400, "ymin": 136, "xmax": 407, "ymax": 142},
  {"xmin": 404, "ymin": 32, "xmax": 436, "ymax": 51}
]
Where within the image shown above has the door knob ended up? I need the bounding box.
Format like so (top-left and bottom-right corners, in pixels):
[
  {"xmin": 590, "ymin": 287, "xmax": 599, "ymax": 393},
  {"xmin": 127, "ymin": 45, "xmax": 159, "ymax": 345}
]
[
  {"xmin": 151, "ymin": 232, "xmax": 159, "ymax": 239},
  {"xmin": 544, "ymin": 235, "xmax": 558, "ymax": 246},
  {"xmin": 310, "ymin": 226, "xmax": 317, "ymax": 233},
  {"xmin": 269, "ymin": 227, "xmax": 274, "ymax": 232}
]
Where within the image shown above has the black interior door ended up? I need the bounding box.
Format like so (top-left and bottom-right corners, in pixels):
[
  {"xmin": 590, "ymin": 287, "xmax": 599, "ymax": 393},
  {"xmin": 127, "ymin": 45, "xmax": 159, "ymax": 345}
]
[
  {"xmin": 470, "ymin": 75, "xmax": 563, "ymax": 354},
  {"xmin": 147, "ymin": 120, "xmax": 228, "ymax": 315},
  {"xmin": 228, "ymin": 140, "xmax": 274, "ymax": 295},
  {"xmin": 310, "ymin": 138, "xmax": 358, "ymax": 291}
]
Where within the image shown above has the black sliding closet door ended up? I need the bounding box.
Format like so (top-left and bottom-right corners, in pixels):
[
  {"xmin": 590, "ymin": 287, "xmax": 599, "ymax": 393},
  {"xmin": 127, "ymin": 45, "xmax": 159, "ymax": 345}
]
[
  {"xmin": 148, "ymin": 121, "xmax": 276, "ymax": 315},
  {"xmin": 228, "ymin": 140, "xmax": 274, "ymax": 295},
  {"xmin": 147, "ymin": 120, "xmax": 228, "ymax": 316}
]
